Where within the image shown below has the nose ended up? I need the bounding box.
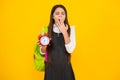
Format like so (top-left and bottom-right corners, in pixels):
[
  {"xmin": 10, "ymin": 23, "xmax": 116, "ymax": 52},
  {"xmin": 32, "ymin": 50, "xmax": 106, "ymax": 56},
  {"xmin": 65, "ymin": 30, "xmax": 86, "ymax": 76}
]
[
  {"xmin": 58, "ymin": 13, "xmax": 63, "ymax": 20},
  {"xmin": 59, "ymin": 14, "xmax": 62, "ymax": 17},
  {"xmin": 59, "ymin": 13, "xmax": 63, "ymax": 17},
  {"xmin": 59, "ymin": 16, "xmax": 62, "ymax": 18}
]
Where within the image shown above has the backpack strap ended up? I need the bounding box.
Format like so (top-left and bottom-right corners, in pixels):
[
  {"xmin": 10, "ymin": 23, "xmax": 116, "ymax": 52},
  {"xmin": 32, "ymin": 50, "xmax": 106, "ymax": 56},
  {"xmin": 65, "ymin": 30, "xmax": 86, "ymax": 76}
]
[
  {"xmin": 44, "ymin": 26, "xmax": 48, "ymax": 33},
  {"xmin": 42, "ymin": 26, "xmax": 48, "ymax": 35}
]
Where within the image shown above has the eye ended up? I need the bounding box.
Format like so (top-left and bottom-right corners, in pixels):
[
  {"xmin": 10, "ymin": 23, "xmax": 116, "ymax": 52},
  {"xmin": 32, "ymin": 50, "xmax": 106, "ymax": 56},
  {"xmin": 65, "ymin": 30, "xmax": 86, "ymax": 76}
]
[
  {"xmin": 61, "ymin": 12, "xmax": 65, "ymax": 15},
  {"xmin": 55, "ymin": 12, "xmax": 59, "ymax": 15}
]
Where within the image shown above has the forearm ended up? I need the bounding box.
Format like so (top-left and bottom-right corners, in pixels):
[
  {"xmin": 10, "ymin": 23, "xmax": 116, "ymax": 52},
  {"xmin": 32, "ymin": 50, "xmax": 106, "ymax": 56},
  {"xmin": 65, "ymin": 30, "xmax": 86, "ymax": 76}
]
[{"xmin": 62, "ymin": 31, "xmax": 70, "ymax": 44}]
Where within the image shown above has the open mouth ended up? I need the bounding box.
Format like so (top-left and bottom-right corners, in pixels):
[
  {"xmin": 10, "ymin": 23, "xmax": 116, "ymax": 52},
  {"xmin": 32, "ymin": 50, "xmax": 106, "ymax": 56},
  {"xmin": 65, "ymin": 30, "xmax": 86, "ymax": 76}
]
[{"xmin": 58, "ymin": 19, "xmax": 60, "ymax": 21}]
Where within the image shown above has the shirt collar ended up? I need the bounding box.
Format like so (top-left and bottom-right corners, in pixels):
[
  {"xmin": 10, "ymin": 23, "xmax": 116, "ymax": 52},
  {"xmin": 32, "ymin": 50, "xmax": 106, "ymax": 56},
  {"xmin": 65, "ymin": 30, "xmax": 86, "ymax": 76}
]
[{"xmin": 53, "ymin": 24, "xmax": 61, "ymax": 33}]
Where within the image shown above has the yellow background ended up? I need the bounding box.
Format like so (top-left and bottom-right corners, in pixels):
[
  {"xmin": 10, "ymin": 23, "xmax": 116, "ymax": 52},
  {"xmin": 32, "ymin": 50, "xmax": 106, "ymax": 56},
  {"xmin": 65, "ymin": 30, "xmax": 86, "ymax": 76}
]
[{"xmin": 0, "ymin": 0, "xmax": 120, "ymax": 80}]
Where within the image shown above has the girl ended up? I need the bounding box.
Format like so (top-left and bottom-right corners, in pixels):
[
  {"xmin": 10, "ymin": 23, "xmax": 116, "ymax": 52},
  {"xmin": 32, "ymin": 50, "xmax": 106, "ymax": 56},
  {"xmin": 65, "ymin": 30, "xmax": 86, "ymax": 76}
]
[{"xmin": 40, "ymin": 4, "xmax": 76, "ymax": 80}]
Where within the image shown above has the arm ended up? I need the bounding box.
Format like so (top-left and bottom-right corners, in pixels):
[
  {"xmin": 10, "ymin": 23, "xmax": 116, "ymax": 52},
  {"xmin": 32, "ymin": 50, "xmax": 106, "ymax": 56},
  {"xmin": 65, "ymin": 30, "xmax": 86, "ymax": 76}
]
[
  {"xmin": 62, "ymin": 31, "xmax": 71, "ymax": 44},
  {"xmin": 65, "ymin": 26, "xmax": 76, "ymax": 53},
  {"xmin": 55, "ymin": 19, "xmax": 76, "ymax": 53}
]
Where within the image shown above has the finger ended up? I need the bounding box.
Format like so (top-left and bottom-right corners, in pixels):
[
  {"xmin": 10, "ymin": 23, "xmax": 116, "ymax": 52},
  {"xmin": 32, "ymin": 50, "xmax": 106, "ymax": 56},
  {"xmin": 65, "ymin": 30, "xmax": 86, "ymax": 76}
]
[
  {"xmin": 59, "ymin": 19, "xmax": 63, "ymax": 25},
  {"xmin": 50, "ymin": 38, "xmax": 52, "ymax": 40},
  {"xmin": 66, "ymin": 24, "xmax": 68, "ymax": 28},
  {"xmin": 57, "ymin": 19, "xmax": 62, "ymax": 26},
  {"xmin": 57, "ymin": 19, "xmax": 61, "ymax": 26},
  {"xmin": 66, "ymin": 24, "xmax": 68, "ymax": 30},
  {"xmin": 42, "ymin": 45, "xmax": 47, "ymax": 48},
  {"xmin": 56, "ymin": 23, "xmax": 60, "ymax": 28},
  {"xmin": 61, "ymin": 22, "xmax": 65, "ymax": 26}
]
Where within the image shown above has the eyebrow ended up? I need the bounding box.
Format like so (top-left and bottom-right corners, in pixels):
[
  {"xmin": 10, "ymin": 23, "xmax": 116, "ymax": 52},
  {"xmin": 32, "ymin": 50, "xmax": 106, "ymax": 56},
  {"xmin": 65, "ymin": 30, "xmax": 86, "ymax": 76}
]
[{"xmin": 55, "ymin": 11, "xmax": 65, "ymax": 14}]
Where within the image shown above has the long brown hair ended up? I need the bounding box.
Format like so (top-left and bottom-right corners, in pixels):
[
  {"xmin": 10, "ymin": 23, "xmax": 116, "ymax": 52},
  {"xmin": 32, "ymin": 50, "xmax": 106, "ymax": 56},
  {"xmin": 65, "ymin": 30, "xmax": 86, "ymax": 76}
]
[{"xmin": 47, "ymin": 4, "xmax": 71, "ymax": 64}]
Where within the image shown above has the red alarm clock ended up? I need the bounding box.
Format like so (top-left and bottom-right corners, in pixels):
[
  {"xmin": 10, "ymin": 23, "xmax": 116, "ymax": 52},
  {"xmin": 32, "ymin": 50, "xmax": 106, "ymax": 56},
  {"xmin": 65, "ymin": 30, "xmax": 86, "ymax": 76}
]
[{"xmin": 38, "ymin": 34, "xmax": 50, "ymax": 46}]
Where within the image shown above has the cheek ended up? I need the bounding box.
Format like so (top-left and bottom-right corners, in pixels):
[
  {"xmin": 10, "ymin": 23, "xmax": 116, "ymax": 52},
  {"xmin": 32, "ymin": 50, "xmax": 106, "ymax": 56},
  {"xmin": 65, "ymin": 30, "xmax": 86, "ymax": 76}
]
[
  {"xmin": 53, "ymin": 15, "xmax": 58, "ymax": 19},
  {"xmin": 62, "ymin": 15, "xmax": 65, "ymax": 19},
  {"xmin": 53, "ymin": 16, "xmax": 59, "ymax": 22},
  {"xmin": 63, "ymin": 17, "xmax": 65, "ymax": 20},
  {"xmin": 61, "ymin": 16, "xmax": 65, "ymax": 22}
]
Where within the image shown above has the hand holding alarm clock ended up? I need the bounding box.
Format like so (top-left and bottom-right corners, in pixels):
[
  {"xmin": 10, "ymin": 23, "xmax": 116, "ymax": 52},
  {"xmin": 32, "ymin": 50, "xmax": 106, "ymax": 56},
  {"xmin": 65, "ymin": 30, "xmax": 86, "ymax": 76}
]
[
  {"xmin": 38, "ymin": 33, "xmax": 50, "ymax": 46},
  {"xmin": 38, "ymin": 27, "xmax": 50, "ymax": 46}
]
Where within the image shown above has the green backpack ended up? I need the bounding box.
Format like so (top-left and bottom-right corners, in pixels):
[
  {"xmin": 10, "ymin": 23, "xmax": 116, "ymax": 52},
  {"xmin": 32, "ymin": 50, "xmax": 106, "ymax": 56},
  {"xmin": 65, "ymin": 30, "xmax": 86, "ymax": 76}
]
[{"xmin": 34, "ymin": 26, "xmax": 48, "ymax": 71}]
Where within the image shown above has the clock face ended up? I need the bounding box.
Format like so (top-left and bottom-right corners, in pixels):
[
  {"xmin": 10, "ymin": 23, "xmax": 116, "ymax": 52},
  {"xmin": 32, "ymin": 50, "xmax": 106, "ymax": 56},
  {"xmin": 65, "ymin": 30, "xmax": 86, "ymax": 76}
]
[{"xmin": 40, "ymin": 36, "xmax": 50, "ymax": 46}]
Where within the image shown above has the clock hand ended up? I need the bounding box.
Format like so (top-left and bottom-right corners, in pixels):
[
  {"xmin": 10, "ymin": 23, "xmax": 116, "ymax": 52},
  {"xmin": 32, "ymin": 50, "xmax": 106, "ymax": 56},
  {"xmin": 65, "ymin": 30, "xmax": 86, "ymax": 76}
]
[{"xmin": 44, "ymin": 40, "xmax": 45, "ymax": 43}]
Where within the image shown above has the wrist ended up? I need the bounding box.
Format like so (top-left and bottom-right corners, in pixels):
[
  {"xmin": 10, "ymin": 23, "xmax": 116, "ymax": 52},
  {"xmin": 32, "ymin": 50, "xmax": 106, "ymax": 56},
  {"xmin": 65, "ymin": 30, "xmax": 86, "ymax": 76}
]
[
  {"xmin": 62, "ymin": 30, "xmax": 67, "ymax": 35},
  {"xmin": 41, "ymin": 46, "xmax": 47, "ymax": 53}
]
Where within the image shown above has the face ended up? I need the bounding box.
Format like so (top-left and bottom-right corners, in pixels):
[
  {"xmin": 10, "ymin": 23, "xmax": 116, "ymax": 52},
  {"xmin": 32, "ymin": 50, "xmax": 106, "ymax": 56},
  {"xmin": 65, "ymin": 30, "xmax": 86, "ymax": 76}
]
[{"xmin": 53, "ymin": 7, "xmax": 66, "ymax": 24}]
